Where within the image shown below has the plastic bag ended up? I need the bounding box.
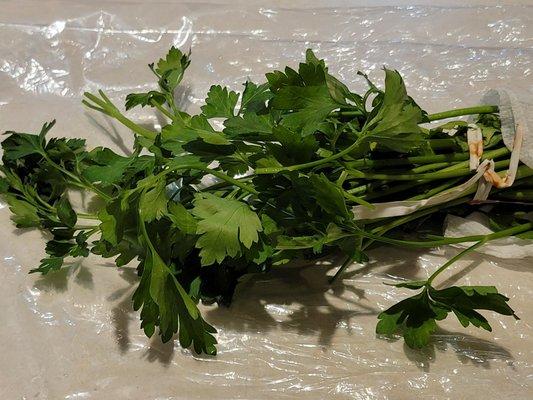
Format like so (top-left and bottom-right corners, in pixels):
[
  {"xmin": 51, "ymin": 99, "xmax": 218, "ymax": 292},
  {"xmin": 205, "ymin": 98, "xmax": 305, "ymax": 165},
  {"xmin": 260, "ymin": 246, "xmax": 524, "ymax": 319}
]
[{"xmin": 1, "ymin": 1, "xmax": 533, "ymax": 398}]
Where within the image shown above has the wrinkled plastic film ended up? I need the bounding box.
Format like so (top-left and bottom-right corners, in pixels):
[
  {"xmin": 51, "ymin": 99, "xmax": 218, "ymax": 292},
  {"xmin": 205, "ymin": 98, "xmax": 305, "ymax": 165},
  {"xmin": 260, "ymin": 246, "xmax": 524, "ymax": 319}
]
[{"xmin": 1, "ymin": 2, "xmax": 533, "ymax": 399}]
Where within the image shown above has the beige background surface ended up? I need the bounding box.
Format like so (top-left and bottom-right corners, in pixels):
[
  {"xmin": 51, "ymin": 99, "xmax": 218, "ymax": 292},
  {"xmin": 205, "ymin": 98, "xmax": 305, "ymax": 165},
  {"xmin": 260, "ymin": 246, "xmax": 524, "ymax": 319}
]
[{"xmin": 1, "ymin": 1, "xmax": 532, "ymax": 399}]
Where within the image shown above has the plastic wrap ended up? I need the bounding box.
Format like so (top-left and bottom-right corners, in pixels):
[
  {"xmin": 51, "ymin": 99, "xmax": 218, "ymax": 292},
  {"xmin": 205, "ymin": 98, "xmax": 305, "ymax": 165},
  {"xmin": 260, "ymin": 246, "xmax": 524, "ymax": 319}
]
[{"xmin": 1, "ymin": 1, "xmax": 533, "ymax": 398}]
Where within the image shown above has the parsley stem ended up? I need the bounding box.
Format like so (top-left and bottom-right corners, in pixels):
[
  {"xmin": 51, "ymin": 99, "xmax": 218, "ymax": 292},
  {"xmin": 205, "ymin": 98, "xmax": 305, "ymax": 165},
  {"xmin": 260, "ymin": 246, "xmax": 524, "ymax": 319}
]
[
  {"xmin": 411, "ymin": 162, "xmax": 450, "ymax": 173},
  {"xmin": 255, "ymin": 137, "xmax": 364, "ymax": 174},
  {"xmin": 33, "ymin": 193, "xmax": 56, "ymax": 212},
  {"xmin": 344, "ymin": 153, "xmax": 471, "ymax": 169},
  {"xmin": 427, "ymin": 105, "xmax": 498, "ymax": 121},
  {"xmin": 331, "ymin": 105, "xmax": 498, "ymax": 122},
  {"xmin": 347, "ymin": 159, "xmax": 510, "ymax": 181},
  {"xmin": 437, "ymin": 147, "xmax": 509, "ymax": 173},
  {"xmin": 328, "ymin": 255, "xmax": 353, "ymax": 284},
  {"xmin": 40, "ymin": 151, "xmax": 111, "ymax": 201},
  {"xmin": 74, "ymin": 224, "xmax": 99, "ymax": 230},
  {"xmin": 330, "ymin": 110, "xmax": 364, "ymax": 118},
  {"xmin": 151, "ymin": 99, "xmax": 175, "ymax": 121},
  {"xmin": 426, "ymin": 240, "xmax": 486, "ymax": 285},
  {"xmin": 206, "ymin": 169, "xmax": 259, "ymax": 195},
  {"xmin": 77, "ymin": 213, "xmax": 99, "ymax": 220},
  {"xmin": 342, "ymin": 189, "xmax": 374, "ymax": 208},
  {"xmin": 360, "ymin": 222, "xmax": 533, "ymax": 249},
  {"xmin": 83, "ymin": 92, "xmax": 157, "ymax": 140}
]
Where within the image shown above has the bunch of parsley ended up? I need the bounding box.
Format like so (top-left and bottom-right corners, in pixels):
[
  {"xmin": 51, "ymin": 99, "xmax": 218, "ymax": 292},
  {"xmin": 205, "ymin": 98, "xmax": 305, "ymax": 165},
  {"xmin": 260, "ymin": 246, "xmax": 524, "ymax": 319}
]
[{"xmin": 1, "ymin": 48, "xmax": 532, "ymax": 354}]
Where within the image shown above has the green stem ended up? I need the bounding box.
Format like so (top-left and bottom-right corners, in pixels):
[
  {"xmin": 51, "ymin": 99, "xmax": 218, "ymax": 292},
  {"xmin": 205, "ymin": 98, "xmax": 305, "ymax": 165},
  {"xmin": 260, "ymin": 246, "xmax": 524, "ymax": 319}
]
[
  {"xmin": 74, "ymin": 224, "xmax": 99, "ymax": 230},
  {"xmin": 344, "ymin": 153, "xmax": 471, "ymax": 169},
  {"xmin": 342, "ymin": 190, "xmax": 374, "ymax": 208},
  {"xmin": 427, "ymin": 240, "xmax": 486, "ymax": 285},
  {"xmin": 256, "ymin": 137, "xmax": 364, "ymax": 174},
  {"xmin": 77, "ymin": 213, "xmax": 99, "ymax": 220},
  {"xmin": 347, "ymin": 159, "xmax": 509, "ymax": 181},
  {"xmin": 83, "ymin": 91, "xmax": 157, "ymax": 140},
  {"xmin": 330, "ymin": 110, "xmax": 364, "ymax": 118},
  {"xmin": 407, "ymin": 179, "xmax": 462, "ymax": 201},
  {"xmin": 205, "ymin": 169, "xmax": 259, "ymax": 195},
  {"xmin": 328, "ymin": 256, "xmax": 353, "ymax": 284},
  {"xmin": 332, "ymin": 105, "xmax": 498, "ymax": 123},
  {"xmin": 426, "ymin": 105, "xmax": 498, "ymax": 122},
  {"xmin": 151, "ymin": 99, "xmax": 175, "ymax": 121},
  {"xmin": 411, "ymin": 162, "xmax": 451, "ymax": 173},
  {"xmin": 437, "ymin": 147, "xmax": 509, "ymax": 173},
  {"xmin": 495, "ymin": 190, "xmax": 533, "ymax": 201},
  {"xmin": 41, "ymin": 152, "xmax": 111, "ymax": 201},
  {"xmin": 359, "ymin": 222, "xmax": 533, "ymax": 249}
]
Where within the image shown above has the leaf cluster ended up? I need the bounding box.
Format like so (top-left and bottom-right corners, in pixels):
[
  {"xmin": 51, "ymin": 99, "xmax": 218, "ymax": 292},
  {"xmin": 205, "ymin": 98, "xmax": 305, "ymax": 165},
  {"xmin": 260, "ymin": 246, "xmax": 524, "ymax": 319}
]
[{"xmin": 1, "ymin": 47, "xmax": 530, "ymax": 355}]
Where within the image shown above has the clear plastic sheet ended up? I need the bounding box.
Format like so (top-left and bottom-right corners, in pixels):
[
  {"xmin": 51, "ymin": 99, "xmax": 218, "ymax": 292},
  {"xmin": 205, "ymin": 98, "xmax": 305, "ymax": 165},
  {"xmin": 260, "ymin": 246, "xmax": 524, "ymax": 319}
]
[{"xmin": 1, "ymin": 1, "xmax": 533, "ymax": 398}]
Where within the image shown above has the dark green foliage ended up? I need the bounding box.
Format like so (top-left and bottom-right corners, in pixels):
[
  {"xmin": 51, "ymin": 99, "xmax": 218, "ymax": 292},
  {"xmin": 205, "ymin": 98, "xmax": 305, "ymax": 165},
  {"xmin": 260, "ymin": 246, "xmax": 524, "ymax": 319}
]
[{"xmin": 1, "ymin": 47, "xmax": 529, "ymax": 357}]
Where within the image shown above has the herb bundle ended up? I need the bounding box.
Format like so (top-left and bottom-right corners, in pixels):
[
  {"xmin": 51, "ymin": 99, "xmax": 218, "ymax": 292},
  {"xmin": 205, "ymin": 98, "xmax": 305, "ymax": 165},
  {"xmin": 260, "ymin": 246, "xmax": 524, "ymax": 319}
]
[{"xmin": 1, "ymin": 48, "xmax": 531, "ymax": 355}]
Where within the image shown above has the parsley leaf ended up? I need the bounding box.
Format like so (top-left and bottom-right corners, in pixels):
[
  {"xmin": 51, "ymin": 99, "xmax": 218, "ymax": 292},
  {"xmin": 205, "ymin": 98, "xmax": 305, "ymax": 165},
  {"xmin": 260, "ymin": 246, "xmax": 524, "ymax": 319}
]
[
  {"xmin": 377, "ymin": 284, "xmax": 518, "ymax": 348},
  {"xmin": 153, "ymin": 46, "xmax": 190, "ymax": 93},
  {"xmin": 193, "ymin": 193, "xmax": 262, "ymax": 265},
  {"xmin": 239, "ymin": 81, "xmax": 271, "ymax": 114},
  {"xmin": 3, "ymin": 195, "xmax": 40, "ymax": 228},
  {"xmin": 140, "ymin": 178, "xmax": 168, "ymax": 222},
  {"xmin": 362, "ymin": 69, "xmax": 425, "ymax": 151},
  {"xmin": 125, "ymin": 91, "xmax": 166, "ymax": 110},
  {"xmin": 201, "ymin": 85, "xmax": 239, "ymax": 119}
]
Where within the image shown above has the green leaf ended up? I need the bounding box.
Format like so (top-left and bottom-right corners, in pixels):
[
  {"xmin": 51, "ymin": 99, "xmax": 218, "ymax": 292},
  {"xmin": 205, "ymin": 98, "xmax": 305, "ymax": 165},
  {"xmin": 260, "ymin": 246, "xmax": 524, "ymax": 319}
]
[
  {"xmin": 337, "ymin": 237, "xmax": 368, "ymax": 263},
  {"xmin": 260, "ymin": 214, "xmax": 280, "ymax": 236},
  {"xmin": 377, "ymin": 284, "xmax": 518, "ymax": 349},
  {"xmin": 162, "ymin": 115, "xmax": 230, "ymax": 152},
  {"xmin": 1, "ymin": 132, "xmax": 43, "ymax": 161},
  {"xmin": 363, "ymin": 69, "xmax": 424, "ymax": 140},
  {"xmin": 82, "ymin": 148, "xmax": 133, "ymax": 185},
  {"xmin": 4, "ymin": 195, "xmax": 40, "ymax": 228},
  {"xmin": 309, "ymin": 173, "xmax": 350, "ymax": 218},
  {"xmin": 376, "ymin": 310, "xmax": 402, "ymax": 335},
  {"xmin": 192, "ymin": 193, "xmax": 262, "ymax": 265},
  {"xmin": 254, "ymin": 156, "xmax": 283, "ymax": 169},
  {"xmin": 45, "ymin": 239, "xmax": 75, "ymax": 257},
  {"xmin": 154, "ymin": 46, "xmax": 190, "ymax": 93},
  {"xmin": 326, "ymin": 74, "xmax": 361, "ymax": 107},
  {"xmin": 56, "ymin": 196, "xmax": 77, "ymax": 227},
  {"xmin": 266, "ymin": 66, "xmax": 303, "ymax": 93},
  {"xmin": 132, "ymin": 246, "xmax": 217, "ymax": 354},
  {"xmin": 0, "ymin": 177, "xmax": 8, "ymax": 194},
  {"xmin": 140, "ymin": 178, "xmax": 168, "ymax": 222},
  {"xmin": 239, "ymin": 81, "xmax": 271, "ymax": 114},
  {"xmin": 1, "ymin": 121, "xmax": 55, "ymax": 161},
  {"xmin": 269, "ymin": 125, "xmax": 319, "ymax": 164},
  {"xmin": 125, "ymin": 91, "xmax": 166, "ymax": 110},
  {"xmin": 217, "ymin": 156, "xmax": 250, "ymax": 176},
  {"xmin": 429, "ymin": 285, "xmax": 518, "ymax": 319},
  {"xmin": 271, "ymin": 86, "xmax": 340, "ymax": 136},
  {"xmin": 201, "ymin": 85, "xmax": 239, "ymax": 119},
  {"xmin": 403, "ymin": 319, "xmax": 437, "ymax": 348},
  {"xmin": 168, "ymin": 202, "xmax": 198, "ymax": 235},
  {"xmin": 98, "ymin": 204, "xmax": 121, "ymax": 246},
  {"xmin": 223, "ymin": 113, "xmax": 273, "ymax": 139},
  {"xmin": 165, "ymin": 154, "xmax": 206, "ymax": 171},
  {"xmin": 30, "ymin": 257, "xmax": 64, "ymax": 274}
]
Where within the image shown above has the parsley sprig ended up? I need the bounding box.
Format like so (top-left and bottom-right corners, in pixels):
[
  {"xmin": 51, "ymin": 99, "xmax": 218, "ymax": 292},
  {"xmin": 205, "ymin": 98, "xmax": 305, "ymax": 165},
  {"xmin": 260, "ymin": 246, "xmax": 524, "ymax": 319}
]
[{"xmin": 1, "ymin": 47, "xmax": 531, "ymax": 354}]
